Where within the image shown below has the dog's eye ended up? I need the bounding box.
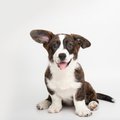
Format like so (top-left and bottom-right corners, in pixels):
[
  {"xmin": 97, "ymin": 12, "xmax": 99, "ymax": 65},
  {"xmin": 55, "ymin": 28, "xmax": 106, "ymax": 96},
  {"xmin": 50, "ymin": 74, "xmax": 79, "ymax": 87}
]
[
  {"xmin": 67, "ymin": 42, "xmax": 74, "ymax": 50},
  {"xmin": 52, "ymin": 42, "xmax": 59, "ymax": 50}
]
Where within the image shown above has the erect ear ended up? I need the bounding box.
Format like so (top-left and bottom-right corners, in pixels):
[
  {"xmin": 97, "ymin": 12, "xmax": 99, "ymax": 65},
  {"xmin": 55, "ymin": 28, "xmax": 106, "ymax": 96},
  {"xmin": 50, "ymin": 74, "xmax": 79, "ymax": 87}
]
[
  {"xmin": 71, "ymin": 34, "xmax": 91, "ymax": 49},
  {"xmin": 30, "ymin": 30, "xmax": 54, "ymax": 44}
]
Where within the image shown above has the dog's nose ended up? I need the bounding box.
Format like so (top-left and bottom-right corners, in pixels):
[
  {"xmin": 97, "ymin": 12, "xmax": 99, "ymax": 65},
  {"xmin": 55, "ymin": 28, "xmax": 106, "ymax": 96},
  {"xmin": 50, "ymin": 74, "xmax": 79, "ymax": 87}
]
[{"xmin": 59, "ymin": 53, "xmax": 66, "ymax": 61}]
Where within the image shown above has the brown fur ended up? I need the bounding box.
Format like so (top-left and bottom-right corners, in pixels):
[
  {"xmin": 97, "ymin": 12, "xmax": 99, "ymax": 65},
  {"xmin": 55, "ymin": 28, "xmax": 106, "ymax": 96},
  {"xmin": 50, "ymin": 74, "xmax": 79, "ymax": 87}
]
[
  {"xmin": 45, "ymin": 67, "xmax": 54, "ymax": 95},
  {"xmin": 74, "ymin": 66, "xmax": 85, "ymax": 82},
  {"xmin": 74, "ymin": 66, "xmax": 98, "ymax": 103}
]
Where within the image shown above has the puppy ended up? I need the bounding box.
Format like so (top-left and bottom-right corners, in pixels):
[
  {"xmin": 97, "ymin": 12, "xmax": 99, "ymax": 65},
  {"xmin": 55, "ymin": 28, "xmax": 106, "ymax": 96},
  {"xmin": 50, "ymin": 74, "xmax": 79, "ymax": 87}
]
[{"xmin": 30, "ymin": 29, "xmax": 114, "ymax": 117}]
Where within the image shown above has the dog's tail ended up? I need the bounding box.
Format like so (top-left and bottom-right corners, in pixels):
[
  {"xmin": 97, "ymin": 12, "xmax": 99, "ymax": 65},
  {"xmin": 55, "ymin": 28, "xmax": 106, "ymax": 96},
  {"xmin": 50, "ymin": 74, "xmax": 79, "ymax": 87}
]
[{"xmin": 97, "ymin": 93, "xmax": 115, "ymax": 103}]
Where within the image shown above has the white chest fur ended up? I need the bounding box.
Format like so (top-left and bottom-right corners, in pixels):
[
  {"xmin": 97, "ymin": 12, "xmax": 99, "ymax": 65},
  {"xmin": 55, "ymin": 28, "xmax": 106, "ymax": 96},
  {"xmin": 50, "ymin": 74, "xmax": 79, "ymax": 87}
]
[{"xmin": 47, "ymin": 60, "xmax": 81, "ymax": 101}]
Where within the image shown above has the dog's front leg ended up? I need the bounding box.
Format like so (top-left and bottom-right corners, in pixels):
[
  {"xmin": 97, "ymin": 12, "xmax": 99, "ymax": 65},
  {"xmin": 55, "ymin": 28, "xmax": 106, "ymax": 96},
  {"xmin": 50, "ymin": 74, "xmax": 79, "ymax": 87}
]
[
  {"xmin": 74, "ymin": 98, "xmax": 92, "ymax": 117},
  {"xmin": 48, "ymin": 94, "xmax": 62, "ymax": 113},
  {"xmin": 73, "ymin": 84, "xmax": 92, "ymax": 117}
]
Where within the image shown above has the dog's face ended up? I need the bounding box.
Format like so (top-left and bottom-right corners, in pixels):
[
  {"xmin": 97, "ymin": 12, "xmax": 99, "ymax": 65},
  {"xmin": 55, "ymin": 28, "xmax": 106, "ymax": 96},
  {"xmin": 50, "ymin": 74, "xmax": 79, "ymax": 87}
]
[{"xmin": 30, "ymin": 30, "xmax": 91, "ymax": 70}]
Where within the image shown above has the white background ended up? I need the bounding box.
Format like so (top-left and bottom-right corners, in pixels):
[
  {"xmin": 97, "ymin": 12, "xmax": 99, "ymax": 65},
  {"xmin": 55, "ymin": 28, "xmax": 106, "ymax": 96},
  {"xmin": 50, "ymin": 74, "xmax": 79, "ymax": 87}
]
[{"xmin": 0, "ymin": 0, "xmax": 120, "ymax": 120}]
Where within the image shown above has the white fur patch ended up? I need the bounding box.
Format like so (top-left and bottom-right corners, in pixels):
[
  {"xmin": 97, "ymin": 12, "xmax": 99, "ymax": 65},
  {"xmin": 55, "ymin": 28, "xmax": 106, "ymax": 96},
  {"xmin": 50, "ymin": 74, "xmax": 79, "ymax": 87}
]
[
  {"xmin": 47, "ymin": 61, "xmax": 81, "ymax": 104},
  {"xmin": 88, "ymin": 101, "xmax": 99, "ymax": 111},
  {"xmin": 37, "ymin": 100, "xmax": 51, "ymax": 110},
  {"xmin": 58, "ymin": 34, "xmax": 65, "ymax": 49},
  {"xmin": 112, "ymin": 98, "xmax": 115, "ymax": 103},
  {"xmin": 48, "ymin": 94, "xmax": 62, "ymax": 113},
  {"xmin": 74, "ymin": 99, "xmax": 92, "ymax": 117}
]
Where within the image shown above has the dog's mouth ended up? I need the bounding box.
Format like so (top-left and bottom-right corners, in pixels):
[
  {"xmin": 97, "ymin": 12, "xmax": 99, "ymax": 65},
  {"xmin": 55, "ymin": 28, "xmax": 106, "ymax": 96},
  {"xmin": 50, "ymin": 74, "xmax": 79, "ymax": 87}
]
[{"xmin": 57, "ymin": 59, "xmax": 72, "ymax": 70}]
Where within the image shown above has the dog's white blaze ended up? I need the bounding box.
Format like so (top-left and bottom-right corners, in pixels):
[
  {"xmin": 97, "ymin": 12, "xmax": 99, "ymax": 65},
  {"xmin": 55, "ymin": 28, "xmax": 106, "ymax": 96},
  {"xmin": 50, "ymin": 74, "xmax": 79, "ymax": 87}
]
[{"xmin": 58, "ymin": 34, "xmax": 65, "ymax": 50}]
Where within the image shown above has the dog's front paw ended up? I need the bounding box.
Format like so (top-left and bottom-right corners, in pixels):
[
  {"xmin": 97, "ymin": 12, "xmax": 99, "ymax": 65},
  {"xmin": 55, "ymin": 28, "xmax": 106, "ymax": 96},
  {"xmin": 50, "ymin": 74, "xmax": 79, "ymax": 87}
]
[
  {"xmin": 36, "ymin": 100, "xmax": 51, "ymax": 110},
  {"xmin": 88, "ymin": 101, "xmax": 99, "ymax": 111},
  {"xmin": 48, "ymin": 104, "xmax": 62, "ymax": 113},
  {"xmin": 75, "ymin": 108, "xmax": 92, "ymax": 117}
]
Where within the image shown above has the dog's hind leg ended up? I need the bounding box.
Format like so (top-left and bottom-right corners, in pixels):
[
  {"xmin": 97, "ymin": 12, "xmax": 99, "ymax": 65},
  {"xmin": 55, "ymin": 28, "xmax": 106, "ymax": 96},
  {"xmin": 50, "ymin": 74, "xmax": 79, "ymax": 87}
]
[
  {"xmin": 36, "ymin": 95, "xmax": 51, "ymax": 110},
  {"xmin": 85, "ymin": 82, "xmax": 99, "ymax": 111}
]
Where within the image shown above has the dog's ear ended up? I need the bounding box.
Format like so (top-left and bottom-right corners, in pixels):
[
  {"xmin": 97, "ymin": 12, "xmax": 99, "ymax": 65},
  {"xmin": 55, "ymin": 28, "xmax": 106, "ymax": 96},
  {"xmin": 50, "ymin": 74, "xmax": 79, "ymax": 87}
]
[
  {"xmin": 30, "ymin": 30, "xmax": 54, "ymax": 44},
  {"xmin": 71, "ymin": 34, "xmax": 91, "ymax": 49}
]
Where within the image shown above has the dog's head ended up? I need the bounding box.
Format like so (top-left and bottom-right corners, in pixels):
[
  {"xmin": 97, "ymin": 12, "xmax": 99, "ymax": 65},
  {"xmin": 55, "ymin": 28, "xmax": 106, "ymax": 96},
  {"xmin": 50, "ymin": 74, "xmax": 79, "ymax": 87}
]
[{"xmin": 30, "ymin": 30, "xmax": 91, "ymax": 70}]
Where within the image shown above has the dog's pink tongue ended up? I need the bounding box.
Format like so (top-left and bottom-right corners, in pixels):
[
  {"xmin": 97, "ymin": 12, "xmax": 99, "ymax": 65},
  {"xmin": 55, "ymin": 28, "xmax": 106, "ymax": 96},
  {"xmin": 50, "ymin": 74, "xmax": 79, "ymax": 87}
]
[{"xmin": 58, "ymin": 62, "xmax": 67, "ymax": 70}]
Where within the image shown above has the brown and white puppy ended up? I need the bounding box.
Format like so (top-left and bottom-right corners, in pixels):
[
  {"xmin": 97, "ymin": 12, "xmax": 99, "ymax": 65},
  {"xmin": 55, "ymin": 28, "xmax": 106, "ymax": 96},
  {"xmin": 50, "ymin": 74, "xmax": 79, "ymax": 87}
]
[{"xmin": 30, "ymin": 30, "xmax": 114, "ymax": 117}]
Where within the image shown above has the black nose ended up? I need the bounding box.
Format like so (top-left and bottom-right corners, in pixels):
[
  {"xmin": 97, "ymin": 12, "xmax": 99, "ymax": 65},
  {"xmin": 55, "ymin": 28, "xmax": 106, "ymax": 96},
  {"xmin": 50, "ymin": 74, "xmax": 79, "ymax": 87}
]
[{"xmin": 59, "ymin": 53, "xmax": 66, "ymax": 61}]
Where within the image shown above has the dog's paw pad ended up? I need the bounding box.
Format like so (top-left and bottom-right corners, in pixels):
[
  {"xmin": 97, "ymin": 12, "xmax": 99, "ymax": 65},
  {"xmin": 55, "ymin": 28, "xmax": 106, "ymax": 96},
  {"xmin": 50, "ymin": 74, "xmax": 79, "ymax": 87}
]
[
  {"xmin": 48, "ymin": 104, "xmax": 62, "ymax": 113},
  {"xmin": 36, "ymin": 100, "xmax": 51, "ymax": 110},
  {"xmin": 88, "ymin": 101, "xmax": 99, "ymax": 111},
  {"xmin": 75, "ymin": 108, "xmax": 92, "ymax": 117}
]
